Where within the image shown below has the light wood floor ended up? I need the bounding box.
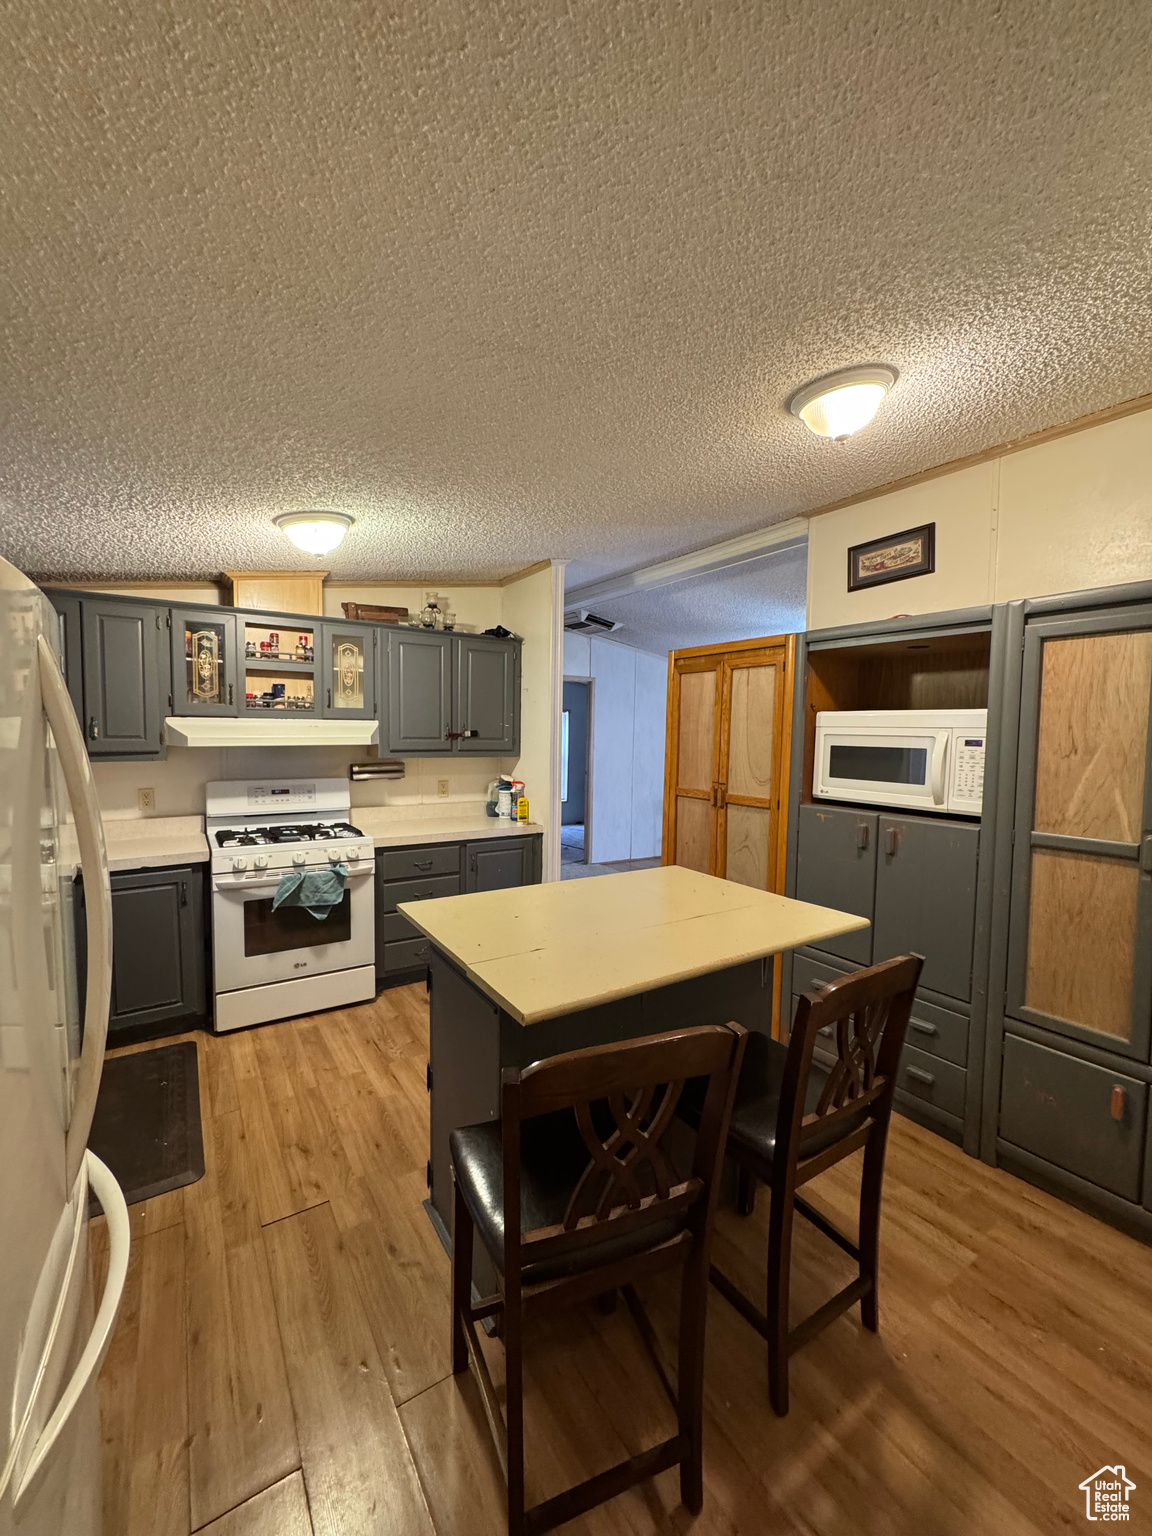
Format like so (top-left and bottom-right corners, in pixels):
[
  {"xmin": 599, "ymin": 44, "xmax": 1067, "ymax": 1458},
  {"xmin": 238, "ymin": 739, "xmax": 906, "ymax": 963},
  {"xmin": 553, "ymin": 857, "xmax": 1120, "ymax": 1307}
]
[{"xmin": 91, "ymin": 986, "xmax": 1152, "ymax": 1536}]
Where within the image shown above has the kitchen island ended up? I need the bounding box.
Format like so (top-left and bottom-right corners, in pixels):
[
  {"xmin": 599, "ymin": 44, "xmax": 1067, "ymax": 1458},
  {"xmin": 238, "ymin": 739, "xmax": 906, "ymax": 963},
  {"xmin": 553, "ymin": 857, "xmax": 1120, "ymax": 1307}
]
[{"xmin": 399, "ymin": 864, "xmax": 869, "ymax": 1244}]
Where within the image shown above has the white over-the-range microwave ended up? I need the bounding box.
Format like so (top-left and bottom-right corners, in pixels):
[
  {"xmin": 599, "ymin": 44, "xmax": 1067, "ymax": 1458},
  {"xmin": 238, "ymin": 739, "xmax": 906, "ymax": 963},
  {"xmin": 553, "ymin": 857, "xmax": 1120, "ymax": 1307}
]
[{"xmin": 813, "ymin": 708, "xmax": 987, "ymax": 816}]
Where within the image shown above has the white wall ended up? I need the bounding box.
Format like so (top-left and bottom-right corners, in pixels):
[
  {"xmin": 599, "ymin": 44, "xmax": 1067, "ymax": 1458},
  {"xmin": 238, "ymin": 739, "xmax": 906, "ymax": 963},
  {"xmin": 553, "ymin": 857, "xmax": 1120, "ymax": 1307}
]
[
  {"xmin": 563, "ymin": 633, "xmax": 667, "ymax": 863},
  {"xmin": 807, "ymin": 406, "xmax": 1152, "ymax": 629},
  {"xmin": 500, "ymin": 562, "xmax": 565, "ymax": 881}
]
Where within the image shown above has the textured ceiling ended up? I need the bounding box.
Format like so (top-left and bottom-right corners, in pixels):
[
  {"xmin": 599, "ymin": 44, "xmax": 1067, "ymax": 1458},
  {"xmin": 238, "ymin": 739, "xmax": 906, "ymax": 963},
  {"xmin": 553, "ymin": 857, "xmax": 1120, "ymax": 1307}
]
[
  {"xmin": 3, "ymin": 2, "xmax": 1152, "ymax": 586},
  {"xmin": 581, "ymin": 545, "xmax": 808, "ymax": 656}
]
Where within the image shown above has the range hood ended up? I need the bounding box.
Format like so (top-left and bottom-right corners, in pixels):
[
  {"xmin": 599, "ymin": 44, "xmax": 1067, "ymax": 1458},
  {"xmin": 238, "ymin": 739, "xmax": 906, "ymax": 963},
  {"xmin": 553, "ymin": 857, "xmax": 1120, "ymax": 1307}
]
[{"xmin": 164, "ymin": 717, "xmax": 379, "ymax": 749}]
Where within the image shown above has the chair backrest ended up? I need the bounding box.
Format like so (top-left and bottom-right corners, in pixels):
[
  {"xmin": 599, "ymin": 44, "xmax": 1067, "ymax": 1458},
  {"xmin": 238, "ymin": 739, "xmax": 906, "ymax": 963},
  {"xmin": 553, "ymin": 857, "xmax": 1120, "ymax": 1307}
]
[
  {"xmin": 501, "ymin": 1023, "xmax": 747, "ymax": 1277},
  {"xmin": 780, "ymin": 953, "xmax": 923, "ymax": 1172}
]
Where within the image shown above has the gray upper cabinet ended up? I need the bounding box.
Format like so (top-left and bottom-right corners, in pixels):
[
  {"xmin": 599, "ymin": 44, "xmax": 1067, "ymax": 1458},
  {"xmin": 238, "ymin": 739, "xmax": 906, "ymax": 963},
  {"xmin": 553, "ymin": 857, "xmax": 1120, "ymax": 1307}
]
[
  {"xmin": 795, "ymin": 804, "xmax": 876, "ymax": 965},
  {"xmin": 171, "ymin": 607, "xmax": 238, "ymax": 716},
  {"xmin": 873, "ymin": 815, "xmax": 979, "ymax": 1002},
  {"xmin": 382, "ymin": 629, "xmax": 453, "ymax": 753},
  {"xmin": 320, "ymin": 622, "xmax": 376, "ymax": 720},
  {"xmin": 80, "ymin": 598, "xmax": 167, "ymax": 755},
  {"xmin": 454, "ymin": 636, "xmax": 520, "ymax": 753}
]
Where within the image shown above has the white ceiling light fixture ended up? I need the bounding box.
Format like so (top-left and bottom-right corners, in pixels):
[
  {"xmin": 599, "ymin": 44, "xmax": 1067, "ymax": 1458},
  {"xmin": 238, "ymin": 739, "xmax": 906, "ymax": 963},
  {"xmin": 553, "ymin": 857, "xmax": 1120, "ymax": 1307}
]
[
  {"xmin": 272, "ymin": 510, "xmax": 355, "ymax": 556},
  {"xmin": 788, "ymin": 364, "xmax": 898, "ymax": 442}
]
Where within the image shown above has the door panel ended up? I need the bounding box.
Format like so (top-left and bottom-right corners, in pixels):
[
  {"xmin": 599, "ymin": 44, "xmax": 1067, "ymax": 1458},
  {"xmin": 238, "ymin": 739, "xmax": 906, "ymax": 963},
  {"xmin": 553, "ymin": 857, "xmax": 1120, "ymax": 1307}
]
[
  {"xmin": 874, "ymin": 815, "xmax": 979, "ymax": 1003},
  {"xmin": 106, "ymin": 868, "xmax": 204, "ymax": 1035},
  {"xmin": 454, "ymin": 637, "xmax": 518, "ymax": 753},
  {"xmin": 1007, "ymin": 610, "xmax": 1152, "ymax": 1061},
  {"xmin": 385, "ymin": 631, "xmax": 452, "ymax": 753},
  {"xmin": 726, "ymin": 664, "xmax": 775, "ymax": 798},
  {"xmin": 466, "ymin": 840, "xmax": 530, "ymax": 892},
  {"xmin": 171, "ymin": 608, "xmax": 237, "ymax": 716},
  {"xmin": 1032, "ymin": 630, "xmax": 1152, "ymax": 842},
  {"xmin": 724, "ymin": 803, "xmax": 772, "ymax": 890},
  {"xmin": 674, "ymin": 796, "xmax": 713, "ymax": 874},
  {"xmin": 1024, "ymin": 849, "xmax": 1139, "ymax": 1041},
  {"xmin": 80, "ymin": 600, "xmax": 165, "ymax": 755},
  {"xmin": 1000, "ymin": 1033, "xmax": 1147, "ymax": 1201},
  {"xmin": 676, "ymin": 669, "xmax": 716, "ymax": 791},
  {"xmin": 794, "ymin": 804, "xmax": 875, "ymax": 965}
]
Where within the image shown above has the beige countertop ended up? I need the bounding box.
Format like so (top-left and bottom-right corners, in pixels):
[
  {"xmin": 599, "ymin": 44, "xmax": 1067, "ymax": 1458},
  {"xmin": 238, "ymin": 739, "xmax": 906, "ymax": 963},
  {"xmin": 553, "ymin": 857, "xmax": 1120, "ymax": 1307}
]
[
  {"xmin": 399, "ymin": 864, "xmax": 869, "ymax": 1025},
  {"xmin": 352, "ymin": 807, "xmax": 544, "ymax": 849},
  {"xmin": 60, "ymin": 815, "xmax": 211, "ymax": 875}
]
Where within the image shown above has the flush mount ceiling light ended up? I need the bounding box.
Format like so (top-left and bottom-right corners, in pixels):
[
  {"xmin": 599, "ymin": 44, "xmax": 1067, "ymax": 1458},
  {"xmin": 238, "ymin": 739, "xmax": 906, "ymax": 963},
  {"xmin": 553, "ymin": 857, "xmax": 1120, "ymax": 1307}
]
[
  {"xmin": 272, "ymin": 510, "xmax": 355, "ymax": 556},
  {"xmin": 788, "ymin": 364, "xmax": 898, "ymax": 442}
]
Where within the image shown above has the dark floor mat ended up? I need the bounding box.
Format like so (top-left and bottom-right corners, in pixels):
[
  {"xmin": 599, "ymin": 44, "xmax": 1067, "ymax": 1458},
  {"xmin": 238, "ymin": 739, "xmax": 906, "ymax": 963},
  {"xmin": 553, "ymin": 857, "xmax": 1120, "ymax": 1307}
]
[{"xmin": 88, "ymin": 1041, "xmax": 205, "ymax": 1207}]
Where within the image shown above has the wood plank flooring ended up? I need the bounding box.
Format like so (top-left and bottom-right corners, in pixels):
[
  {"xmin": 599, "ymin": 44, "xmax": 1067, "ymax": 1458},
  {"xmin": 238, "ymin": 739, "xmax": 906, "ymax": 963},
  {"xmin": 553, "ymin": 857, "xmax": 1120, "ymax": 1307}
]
[{"xmin": 90, "ymin": 986, "xmax": 1152, "ymax": 1535}]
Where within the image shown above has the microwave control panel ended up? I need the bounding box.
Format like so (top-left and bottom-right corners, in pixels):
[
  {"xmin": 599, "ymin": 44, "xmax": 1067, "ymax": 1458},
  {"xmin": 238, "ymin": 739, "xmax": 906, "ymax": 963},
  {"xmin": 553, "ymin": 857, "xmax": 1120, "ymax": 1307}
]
[{"xmin": 951, "ymin": 736, "xmax": 986, "ymax": 807}]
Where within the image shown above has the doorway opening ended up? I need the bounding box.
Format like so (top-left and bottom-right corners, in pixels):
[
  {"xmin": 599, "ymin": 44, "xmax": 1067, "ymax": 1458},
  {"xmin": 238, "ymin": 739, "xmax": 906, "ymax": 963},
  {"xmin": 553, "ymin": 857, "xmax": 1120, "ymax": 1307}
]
[{"xmin": 560, "ymin": 679, "xmax": 591, "ymax": 866}]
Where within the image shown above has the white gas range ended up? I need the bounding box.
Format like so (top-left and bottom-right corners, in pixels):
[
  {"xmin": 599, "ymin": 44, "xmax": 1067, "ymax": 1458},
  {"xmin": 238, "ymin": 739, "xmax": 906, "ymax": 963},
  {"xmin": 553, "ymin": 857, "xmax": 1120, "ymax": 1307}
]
[{"xmin": 207, "ymin": 778, "xmax": 376, "ymax": 1032}]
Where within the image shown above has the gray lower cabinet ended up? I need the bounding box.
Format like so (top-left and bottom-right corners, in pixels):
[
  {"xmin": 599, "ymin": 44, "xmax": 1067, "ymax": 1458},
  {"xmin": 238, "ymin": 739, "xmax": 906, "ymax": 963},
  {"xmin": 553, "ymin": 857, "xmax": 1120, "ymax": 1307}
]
[
  {"xmin": 79, "ymin": 598, "xmax": 168, "ymax": 756},
  {"xmin": 376, "ymin": 834, "xmax": 541, "ymax": 980},
  {"xmin": 795, "ymin": 805, "xmax": 876, "ymax": 966},
  {"xmin": 79, "ymin": 865, "xmax": 207, "ymax": 1038},
  {"xmin": 873, "ymin": 815, "xmax": 979, "ymax": 1002},
  {"xmin": 999, "ymin": 1034, "xmax": 1149, "ymax": 1203}
]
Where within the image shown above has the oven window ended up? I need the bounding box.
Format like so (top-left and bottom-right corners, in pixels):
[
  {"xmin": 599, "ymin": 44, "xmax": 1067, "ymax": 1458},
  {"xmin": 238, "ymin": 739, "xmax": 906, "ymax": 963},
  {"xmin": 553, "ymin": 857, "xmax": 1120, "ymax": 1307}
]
[
  {"xmin": 828, "ymin": 744, "xmax": 928, "ymax": 785},
  {"xmin": 243, "ymin": 891, "xmax": 352, "ymax": 956}
]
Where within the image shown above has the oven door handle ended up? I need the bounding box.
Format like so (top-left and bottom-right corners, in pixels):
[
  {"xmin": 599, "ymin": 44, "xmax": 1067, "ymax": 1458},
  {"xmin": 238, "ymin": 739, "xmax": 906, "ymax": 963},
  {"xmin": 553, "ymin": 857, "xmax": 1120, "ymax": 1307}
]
[{"xmin": 213, "ymin": 867, "xmax": 374, "ymax": 894}]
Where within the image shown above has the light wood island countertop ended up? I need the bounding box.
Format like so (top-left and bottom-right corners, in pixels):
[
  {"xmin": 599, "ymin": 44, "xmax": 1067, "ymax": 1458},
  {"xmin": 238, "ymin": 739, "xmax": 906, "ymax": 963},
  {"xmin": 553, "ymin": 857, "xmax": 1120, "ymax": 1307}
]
[{"xmin": 400, "ymin": 864, "xmax": 868, "ymax": 1025}]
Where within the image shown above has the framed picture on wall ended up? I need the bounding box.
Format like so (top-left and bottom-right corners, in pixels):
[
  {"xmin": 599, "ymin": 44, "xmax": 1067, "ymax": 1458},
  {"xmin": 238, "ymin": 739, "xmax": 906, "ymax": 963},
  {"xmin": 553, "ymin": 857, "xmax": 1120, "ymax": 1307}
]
[{"xmin": 847, "ymin": 523, "xmax": 935, "ymax": 591}]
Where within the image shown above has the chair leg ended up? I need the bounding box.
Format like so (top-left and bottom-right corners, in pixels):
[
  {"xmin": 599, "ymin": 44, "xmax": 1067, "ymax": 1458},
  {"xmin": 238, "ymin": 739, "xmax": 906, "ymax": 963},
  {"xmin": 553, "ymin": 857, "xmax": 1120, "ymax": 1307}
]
[
  {"xmin": 735, "ymin": 1164, "xmax": 757, "ymax": 1217},
  {"xmin": 677, "ymin": 1252, "xmax": 708, "ymax": 1514},
  {"xmin": 451, "ymin": 1175, "xmax": 473, "ymax": 1375},
  {"xmin": 504, "ymin": 1286, "xmax": 526, "ymax": 1536},
  {"xmin": 765, "ymin": 1180, "xmax": 796, "ymax": 1417},
  {"xmin": 858, "ymin": 1127, "xmax": 887, "ymax": 1333}
]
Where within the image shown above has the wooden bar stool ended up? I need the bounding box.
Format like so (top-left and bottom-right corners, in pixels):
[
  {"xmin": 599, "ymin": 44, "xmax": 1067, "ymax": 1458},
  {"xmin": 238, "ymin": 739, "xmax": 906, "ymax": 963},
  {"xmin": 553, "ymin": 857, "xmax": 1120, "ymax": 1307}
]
[
  {"xmin": 449, "ymin": 1022, "xmax": 747, "ymax": 1536},
  {"xmin": 701, "ymin": 953, "xmax": 922, "ymax": 1416}
]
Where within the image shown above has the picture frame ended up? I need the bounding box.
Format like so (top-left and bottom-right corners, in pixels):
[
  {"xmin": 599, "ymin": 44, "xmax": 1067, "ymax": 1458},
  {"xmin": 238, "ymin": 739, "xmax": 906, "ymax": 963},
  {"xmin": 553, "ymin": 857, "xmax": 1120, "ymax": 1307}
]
[{"xmin": 847, "ymin": 522, "xmax": 935, "ymax": 592}]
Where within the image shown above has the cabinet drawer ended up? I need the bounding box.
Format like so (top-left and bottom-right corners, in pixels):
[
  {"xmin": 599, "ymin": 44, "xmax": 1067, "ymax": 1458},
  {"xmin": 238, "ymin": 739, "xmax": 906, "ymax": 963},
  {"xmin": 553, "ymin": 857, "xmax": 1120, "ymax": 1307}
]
[
  {"xmin": 380, "ymin": 873, "xmax": 460, "ymax": 913},
  {"xmin": 792, "ymin": 952, "xmax": 852, "ymax": 999},
  {"xmin": 999, "ymin": 1034, "xmax": 1148, "ymax": 1202},
  {"xmin": 380, "ymin": 845, "xmax": 460, "ymax": 882},
  {"xmin": 905, "ymin": 997, "xmax": 969, "ymax": 1068},
  {"xmin": 894, "ymin": 1044, "xmax": 966, "ymax": 1120},
  {"xmin": 381, "ymin": 911, "xmax": 421, "ymax": 943},
  {"xmin": 382, "ymin": 936, "xmax": 433, "ymax": 973}
]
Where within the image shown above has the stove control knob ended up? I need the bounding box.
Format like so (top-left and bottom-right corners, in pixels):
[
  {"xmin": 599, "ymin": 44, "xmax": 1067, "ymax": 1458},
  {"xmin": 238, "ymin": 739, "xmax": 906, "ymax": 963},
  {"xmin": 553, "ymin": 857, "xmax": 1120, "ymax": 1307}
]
[
  {"xmin": 232, "ymin": 856, "xmax": 249, "ymax": 872},
  {"xmin": 328, "ymin": 848, "xmax": 343, "ymax": 862},
  {"xmin": 293, "ymin": 851, "xmax": 307, "ymax": 866},
  {"xmin": 254, "ymin": 854, "xmax": 270, "ymax": 869}
]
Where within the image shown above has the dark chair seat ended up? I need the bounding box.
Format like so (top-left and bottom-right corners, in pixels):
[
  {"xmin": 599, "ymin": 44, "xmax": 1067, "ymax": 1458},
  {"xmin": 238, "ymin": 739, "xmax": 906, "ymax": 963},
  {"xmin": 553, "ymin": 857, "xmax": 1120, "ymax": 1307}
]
[
  {"xmin": 726, "ymin": 1034, "xmax": 869, "ymax": 1168},
  {"xmin": 450, "ymin": 1111, "xmax": 687, "ymax": 1285}
]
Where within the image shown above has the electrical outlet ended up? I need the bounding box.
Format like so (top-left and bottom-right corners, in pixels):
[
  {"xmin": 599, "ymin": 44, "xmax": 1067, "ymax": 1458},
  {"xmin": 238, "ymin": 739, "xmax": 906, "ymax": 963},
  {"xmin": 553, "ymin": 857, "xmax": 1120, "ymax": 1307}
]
[
  {"xmin": 437, "ymin": 779, "xmax": 450, "ymax": 798},
  {"xmin": 137, "ymin": 787, "xmax": 155, "ymax": 812}
]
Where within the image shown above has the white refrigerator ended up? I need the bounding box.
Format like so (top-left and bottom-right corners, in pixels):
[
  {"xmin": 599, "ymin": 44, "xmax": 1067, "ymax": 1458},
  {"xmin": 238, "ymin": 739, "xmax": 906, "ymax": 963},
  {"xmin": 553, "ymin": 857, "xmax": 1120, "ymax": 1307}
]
[{"xmin": 0, "ymin": 555, "xmax": 130, "ymax": 1536}]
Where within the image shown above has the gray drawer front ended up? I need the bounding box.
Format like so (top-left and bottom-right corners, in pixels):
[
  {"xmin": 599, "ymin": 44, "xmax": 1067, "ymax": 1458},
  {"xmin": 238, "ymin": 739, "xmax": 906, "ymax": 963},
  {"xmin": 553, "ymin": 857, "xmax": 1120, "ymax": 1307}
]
[
  {"xmin": 381, "ymin": 873, "xmax": 460, "ymax": 913},
  {"xmin": 380, "ymin": 845, "xmax": 460, "ymax": 881},
  {"xmin": 1000, "ymin": 1034, "xmax": 1148, "ymax": 1202},
  {"xmin": 905, "ymin": 997, "xmax": 969, "ymax": 1068},
  {"xmin": 382, "ymin": 936, "xmax": 433, "ymax": 973},
  {"xmin": 893, "ymin": 1044, "xmax": 966, "ymax": 1120},
  {"xmin": 381, "ymin": 911, "xmax": 421, "ymax": 943},
  {"xmin": 792, "ymin": 952, "xmax": 851, "ymax": 999}
]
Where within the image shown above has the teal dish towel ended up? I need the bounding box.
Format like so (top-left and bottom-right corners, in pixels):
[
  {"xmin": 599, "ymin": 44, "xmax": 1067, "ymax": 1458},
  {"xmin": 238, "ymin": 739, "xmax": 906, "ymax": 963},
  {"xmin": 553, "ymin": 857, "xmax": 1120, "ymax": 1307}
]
[{"xmin": 272, "ymin": 863, "xmax": 349, "ymax": 919}]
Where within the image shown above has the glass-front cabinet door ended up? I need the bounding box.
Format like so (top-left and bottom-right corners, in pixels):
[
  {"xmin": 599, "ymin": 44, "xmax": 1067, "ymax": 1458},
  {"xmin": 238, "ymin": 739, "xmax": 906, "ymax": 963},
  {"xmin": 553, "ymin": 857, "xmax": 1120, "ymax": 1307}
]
[
  {"xmin": 1006, "ymin": 608, "xmax": 1152, "ymax": 1061},
  {"xmin": 320, "ymin": 623, "xmax": 376, "ymax": 720},
  {"xmin": 171, "ymin": 608, "xmax": 237, "ymax": 715}
]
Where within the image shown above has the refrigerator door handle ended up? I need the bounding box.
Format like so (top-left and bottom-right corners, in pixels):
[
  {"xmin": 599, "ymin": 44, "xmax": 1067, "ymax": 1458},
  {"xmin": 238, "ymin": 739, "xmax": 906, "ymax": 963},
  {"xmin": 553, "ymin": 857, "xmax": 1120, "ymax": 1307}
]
[
  {"xmin": 12, "ymin": 1152, "xmax": 130, "ymax": 1511},
  {"xmin": 37, "ymin": 634, "xmax": 114, "ymax": 1189}
]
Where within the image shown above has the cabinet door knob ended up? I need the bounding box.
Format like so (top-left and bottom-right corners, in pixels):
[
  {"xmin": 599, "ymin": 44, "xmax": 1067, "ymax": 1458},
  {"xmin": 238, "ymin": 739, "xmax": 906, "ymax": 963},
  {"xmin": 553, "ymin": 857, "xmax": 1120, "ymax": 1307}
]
[
  {"xmin": 414, "ymin": 859, "xmax": 433, "ymax": 871},
  {"xmin": 1111, "ymin": 1085, "xmax": 1127, "ymax": 1121},
  {"xmin": 228, "ymin": 683, "xmax": 233, "ymax": 706},
  {"xmin": 180, "ymin": 881, "xmax": 188, "ymax": 907},
  {"xmin": 885, "ymin": 826, "xmax": 900, "ymax": 857},
  {"xmin": 905, "ymin": 1065, "xmax": 935, "ymax": 1086},
  {"xmin": 855, "ymin": 821, "xmax": 869, "ymax": 850},
  {"xmin": 88, "ymin": 717, "xmax": 99, "ymax": 740},
  {"xmin": 910, "ymin": 1019, "xmax": 939, "ymax": 1037}
]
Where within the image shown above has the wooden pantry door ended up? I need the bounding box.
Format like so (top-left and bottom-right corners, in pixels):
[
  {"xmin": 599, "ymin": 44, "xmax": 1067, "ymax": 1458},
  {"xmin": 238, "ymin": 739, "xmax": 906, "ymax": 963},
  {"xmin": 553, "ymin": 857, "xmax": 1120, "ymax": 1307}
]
[
  {"xmin": 716, "ymin": 642, "xmax": 791, "ymax": 892},
  {"xmin": 663, "ymin": 653, "xmax": 723, "ymax": 874}
]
